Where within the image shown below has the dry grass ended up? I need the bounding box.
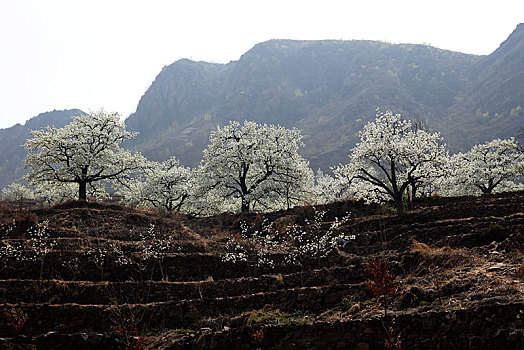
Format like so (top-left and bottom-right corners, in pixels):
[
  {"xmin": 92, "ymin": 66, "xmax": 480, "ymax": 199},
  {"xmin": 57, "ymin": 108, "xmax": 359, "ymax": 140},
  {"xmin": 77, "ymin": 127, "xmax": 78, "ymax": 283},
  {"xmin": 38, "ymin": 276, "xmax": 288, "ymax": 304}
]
[
  {"xmin": 410, "ymin": 240, "xmax": 435, "ymax": 254},
  {"xmin": 516, "ymin": 263, "xmax": 524, "ymax": 281},
  {"xmin": 410, "ymin": 239, "xmax": 482, "ymax": 269}
]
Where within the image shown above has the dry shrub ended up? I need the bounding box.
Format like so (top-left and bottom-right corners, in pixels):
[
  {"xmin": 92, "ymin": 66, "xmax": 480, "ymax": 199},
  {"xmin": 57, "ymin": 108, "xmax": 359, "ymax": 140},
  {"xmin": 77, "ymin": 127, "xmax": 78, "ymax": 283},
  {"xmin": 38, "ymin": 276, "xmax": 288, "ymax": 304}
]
[
  {"xmin": 1, "ymin": 306, "xmax": 28, "ymax": 333},
  {"xmin": 0, "ymin": 204, "xmax": 11, "ymax": 217}
]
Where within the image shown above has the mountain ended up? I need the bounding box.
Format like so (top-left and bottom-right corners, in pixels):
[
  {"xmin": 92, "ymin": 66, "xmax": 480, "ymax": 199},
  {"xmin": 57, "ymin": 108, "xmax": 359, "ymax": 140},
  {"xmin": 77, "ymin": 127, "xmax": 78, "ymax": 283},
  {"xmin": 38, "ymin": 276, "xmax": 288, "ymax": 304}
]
[
  {"xmin": 125, "ymin": 24, "xmax": 524, "ymax": 171},
  {"xmin": 1, "ymin": 26, "xmax": 523, "ymax": 191},
  {"xmin": 443, "ymin": 23, "xmax": 524, "ymax": 150},
  {"xmin": 0, "ymin": 109, "xmax": 85, "ymax": 189}
]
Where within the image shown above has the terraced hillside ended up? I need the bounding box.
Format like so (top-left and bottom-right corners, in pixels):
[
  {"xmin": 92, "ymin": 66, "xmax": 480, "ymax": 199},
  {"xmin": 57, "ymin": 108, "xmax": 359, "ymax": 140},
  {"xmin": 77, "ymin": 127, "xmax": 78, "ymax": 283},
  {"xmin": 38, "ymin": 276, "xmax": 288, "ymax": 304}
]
[{"xmin": 0, "ymin": 192, "xmax": 523, "ymax": 349}]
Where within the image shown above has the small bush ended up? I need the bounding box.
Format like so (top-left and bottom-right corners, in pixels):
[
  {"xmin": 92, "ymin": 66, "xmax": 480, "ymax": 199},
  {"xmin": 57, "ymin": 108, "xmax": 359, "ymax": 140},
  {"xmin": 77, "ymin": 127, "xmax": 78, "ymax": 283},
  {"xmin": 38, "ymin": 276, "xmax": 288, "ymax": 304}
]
[
  {"xmin": 0, "ymin": 211, "xmax": 38, "ymax": 238},
  {"xmin": 366, "ymin": 257, "xmax": 397, "ymax": 317},
  {"xmin": 1, "ymin": 306, "xmax": 28, "ymax": 333}
]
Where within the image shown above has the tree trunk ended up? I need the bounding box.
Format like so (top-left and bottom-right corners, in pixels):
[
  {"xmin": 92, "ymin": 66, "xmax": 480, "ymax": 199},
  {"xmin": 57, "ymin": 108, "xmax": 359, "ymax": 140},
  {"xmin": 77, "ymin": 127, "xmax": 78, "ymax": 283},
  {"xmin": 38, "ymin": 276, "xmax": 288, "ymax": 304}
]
[
  {"xmin": 394, "ymin": 194, "xmax": 405, "ymax": 215},
  {"xmin": 483, "ymin": 178, "xmax": 495, "ymax": 194},
  {"xmin": 39, "ymin": 259, "xmax": 45, "ymax": 280},
  {"xmin": 78, "ymin": 166, "xmax": 88, "ymax": 202},
  {"xmin": 78, "ymin": 181, "xmax": 87, "ymax": 202},
  {"xmin": 159, "ymin": 261, "xmax": 165, "ymax": 281},
  {"xmin": 408, "ymin": 184, "xmax": 417, "ymax": 210},
  {"xmin": 241, "ymin": 198, "xmax": 250, "ymax": 213}
]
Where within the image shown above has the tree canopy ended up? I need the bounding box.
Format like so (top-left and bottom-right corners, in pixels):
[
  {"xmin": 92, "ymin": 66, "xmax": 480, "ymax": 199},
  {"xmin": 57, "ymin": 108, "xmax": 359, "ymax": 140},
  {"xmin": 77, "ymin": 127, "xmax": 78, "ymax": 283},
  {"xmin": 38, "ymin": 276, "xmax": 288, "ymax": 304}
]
[
  {"xmin": 13, "ymin": 107, "xmax": 524, "ymax": 214},
  {"xmin": 441, "ymin": 138, "xmax": 524, "ymax": 195},
  {"xmin": 23, "ymin": 110, "xmax": 145, "ymax": 201},
  {"xmin": 334, "ymin": 110, "xmax": 448, "ymax": 213},
  {"xmin": 201, "ymin": 120, "xmax": 311, "ymax": 212},
  {"xmin": 121, "ymin": 157, "xmax": 193, "ymax": 213}
]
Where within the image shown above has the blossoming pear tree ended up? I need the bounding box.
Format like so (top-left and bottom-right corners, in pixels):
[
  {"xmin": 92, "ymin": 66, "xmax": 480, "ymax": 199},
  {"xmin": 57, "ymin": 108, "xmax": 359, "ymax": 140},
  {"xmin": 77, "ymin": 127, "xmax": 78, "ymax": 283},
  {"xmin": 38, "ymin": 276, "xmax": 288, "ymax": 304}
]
[
  {"xmin": 23, "ymin": 110, "xmax": 146, "ymax": 202},
  {"xmin": 312, "ymin": 169, "xmax": 341, "ymax": 204},
  {"xmin": 33, "ymin": 181, "xmax": 106, "ymax": 206},
  {"xmin": 33, "ymin": 182, "xmax": 79, "ymax": 206},
  {"xmin": 334, "ymin": 110, "xmax": 448, "ymax": 213},
  {"xmin": 121, "ymin": 156, "xmax": 194, "ymax": 212},
  {"xmin": 1, "ymin": 183, "xmax": 34, "ymax": 202},
  {"xmin": 440, "ymin": 138, "xmax": 524, "ymax": 195},
  {"xmin": 201, "ymin": 120, "xmax": 312, "ymax": 212}
]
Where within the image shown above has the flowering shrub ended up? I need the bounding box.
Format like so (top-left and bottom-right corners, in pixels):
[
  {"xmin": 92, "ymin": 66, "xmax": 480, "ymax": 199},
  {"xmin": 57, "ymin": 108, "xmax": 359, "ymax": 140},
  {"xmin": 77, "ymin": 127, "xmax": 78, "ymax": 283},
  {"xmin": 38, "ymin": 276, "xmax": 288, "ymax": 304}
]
[
  {"xmin": 87, "ymin": 247, "xmax": 107, "ymax": 280},
  {"xmin": 221, "ymin": 207, "xmax": 351, "ymax": 269},
  {"xmin": 109, "ymin": 242, "xmax": 133, "ymax": 266},
  {"xmin": 27, "ymin": 220, "xmax": 57, "ymax": 279},
  {"xmin": 1, "ymin": 218, "xmax": 57, "ymax": 276},
  {"xmin": 0, "ymin": 240, "xmax": 27, "ymax": 272},
  {"xmin": 138, "ymin": 223, "xmax": 174, "ymax": 280}
]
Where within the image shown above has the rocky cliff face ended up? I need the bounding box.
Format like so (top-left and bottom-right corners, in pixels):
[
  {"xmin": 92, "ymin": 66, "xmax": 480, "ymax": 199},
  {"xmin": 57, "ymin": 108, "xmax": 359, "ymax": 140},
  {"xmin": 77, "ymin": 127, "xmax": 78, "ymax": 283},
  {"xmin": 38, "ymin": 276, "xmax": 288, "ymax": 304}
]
[
  {"xmin": 443, "ymin": 23, "xmax": 524, "ymax": 150},
  {"xmin": 124, "ymin": 24, "xmax": 524, "ymax": 170}
]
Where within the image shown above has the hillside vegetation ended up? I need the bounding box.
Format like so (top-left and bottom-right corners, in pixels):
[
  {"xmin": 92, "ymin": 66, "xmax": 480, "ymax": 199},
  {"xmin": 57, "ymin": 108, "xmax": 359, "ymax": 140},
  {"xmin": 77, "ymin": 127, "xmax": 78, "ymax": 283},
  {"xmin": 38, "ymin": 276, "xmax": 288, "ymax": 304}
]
[{"xmin": 0, "ymin": 192, "xmax": 523, "ymax": 349}]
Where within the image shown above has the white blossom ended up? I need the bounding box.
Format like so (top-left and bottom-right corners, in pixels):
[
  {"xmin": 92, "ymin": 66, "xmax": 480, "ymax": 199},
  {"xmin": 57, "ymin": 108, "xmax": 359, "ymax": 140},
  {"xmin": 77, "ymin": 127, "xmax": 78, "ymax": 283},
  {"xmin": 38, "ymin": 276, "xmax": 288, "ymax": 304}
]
[
  {"xmin": 33, "ymin": 181, "xmax": 108, "ymax": 206},
  {"xmin": 220, "ymin": 207, "xmax": 351, "ymax": 268},
  {"xmin": 120, "ymin": 157, "xmax": 194, "ymax": 213},
  {"xmin": 27, "ymin": 220, "xmax": 57, "ymax": 279},
  {"xmin": 440, "ymin": 138, "xmax": 524, "ymax": 195},
  {"xmin": 199, "ymin": 120, "xmax": 313, "ymax": 213},
  {"xmin": 334, "ymin": 110, "xmax": 448, "ymax": 212},
  {"xmin": 138, "ymin": 223, "xmax": 172, "ymax": 280},
  {"xmin": 23, "ymin": 109, "xmax": 146, "ymax": 201},
  {"xmin": 311, "ymin": 169, "xmax": 341, "ymax": 205},
  {"xmin": 1, "ymin": 183, "xmax": 34, "ymax": 202}
]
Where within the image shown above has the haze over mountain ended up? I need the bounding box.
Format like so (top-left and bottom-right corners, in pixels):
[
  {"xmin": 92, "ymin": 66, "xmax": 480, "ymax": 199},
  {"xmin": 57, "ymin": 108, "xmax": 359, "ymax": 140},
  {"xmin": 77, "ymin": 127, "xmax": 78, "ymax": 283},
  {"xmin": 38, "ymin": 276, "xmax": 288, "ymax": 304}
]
[
  {"xmin": 1, "ymin": 24, "xmax": 523, "ymax": 190},
  {"xmin": 125, "ymin": 24, "xmax": 524, "ymax": 171}
]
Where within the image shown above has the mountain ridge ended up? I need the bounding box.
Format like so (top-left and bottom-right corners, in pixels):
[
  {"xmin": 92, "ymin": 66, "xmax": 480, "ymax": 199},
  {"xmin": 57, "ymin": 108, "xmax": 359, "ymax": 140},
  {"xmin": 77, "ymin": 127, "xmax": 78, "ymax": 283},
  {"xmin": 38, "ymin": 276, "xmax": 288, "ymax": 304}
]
[
  {"xmin": 125, "ymin": 32, "xmax": 507, "ymax": 169},
  {"xmin": 1, "ymin": 25, "xmax": 523, "ymax": 190}
]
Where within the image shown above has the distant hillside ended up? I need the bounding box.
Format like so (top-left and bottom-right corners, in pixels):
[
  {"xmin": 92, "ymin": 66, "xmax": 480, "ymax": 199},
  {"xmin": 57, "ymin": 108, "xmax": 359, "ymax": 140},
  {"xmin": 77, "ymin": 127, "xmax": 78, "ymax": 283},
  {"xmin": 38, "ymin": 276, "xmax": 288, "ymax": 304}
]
[
  {"xmin": 0, "ymin": 109, "xmax": 85, "ymax": 189},
  {"xmin": 1, "ymin": 26, "xmax": 523, "ymax": 191},
  {"xmin": 444, "ymin": 23, "xmax": 524, "ymax": 150},
  {"xmin": 126, "ymin": 24, "xmax": 524, "ymax": 170}
]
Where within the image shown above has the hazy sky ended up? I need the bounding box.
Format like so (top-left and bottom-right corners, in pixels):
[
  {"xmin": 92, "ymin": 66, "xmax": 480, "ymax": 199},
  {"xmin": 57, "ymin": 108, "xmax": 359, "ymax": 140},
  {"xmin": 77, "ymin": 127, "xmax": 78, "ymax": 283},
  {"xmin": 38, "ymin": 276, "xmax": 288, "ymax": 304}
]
[{"xmin": 0, "ymin": 0, "xmax": 522, "ymax": 129}]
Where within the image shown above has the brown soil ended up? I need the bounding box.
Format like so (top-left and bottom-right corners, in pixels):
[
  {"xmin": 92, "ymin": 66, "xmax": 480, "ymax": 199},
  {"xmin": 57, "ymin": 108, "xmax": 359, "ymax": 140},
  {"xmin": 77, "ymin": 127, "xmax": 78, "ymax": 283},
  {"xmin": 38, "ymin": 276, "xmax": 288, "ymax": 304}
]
[{"xmin": 0, "ymin": 192, "xmax": 523, "ymax": 349}]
